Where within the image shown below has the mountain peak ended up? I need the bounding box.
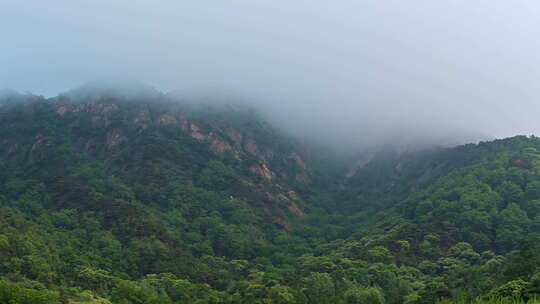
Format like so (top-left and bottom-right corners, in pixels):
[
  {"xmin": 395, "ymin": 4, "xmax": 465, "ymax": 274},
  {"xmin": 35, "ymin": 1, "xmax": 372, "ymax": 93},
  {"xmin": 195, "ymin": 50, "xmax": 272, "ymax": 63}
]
[{"xmin": 58, "ymin": 81, "xmax": 163, "ymax": 102}]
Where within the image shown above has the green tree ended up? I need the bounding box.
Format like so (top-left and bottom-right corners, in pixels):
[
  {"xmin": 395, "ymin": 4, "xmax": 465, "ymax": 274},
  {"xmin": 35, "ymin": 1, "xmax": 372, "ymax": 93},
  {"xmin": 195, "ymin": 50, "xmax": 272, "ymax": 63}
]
[
  {"xmin": 344, "ymin": 286, "xmax": 385, "ymax": 304},
  {"xmin": 302, "ymin": 272, "xmax": 335, "ymax": 304}
]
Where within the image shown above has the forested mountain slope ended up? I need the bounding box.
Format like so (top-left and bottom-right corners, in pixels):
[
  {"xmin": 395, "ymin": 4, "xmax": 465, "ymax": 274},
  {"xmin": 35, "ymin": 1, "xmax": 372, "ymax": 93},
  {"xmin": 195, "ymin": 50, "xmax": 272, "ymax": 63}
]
[{"xmin": 0, "ymin": 89, "xmax": 539, "ymax": 303}]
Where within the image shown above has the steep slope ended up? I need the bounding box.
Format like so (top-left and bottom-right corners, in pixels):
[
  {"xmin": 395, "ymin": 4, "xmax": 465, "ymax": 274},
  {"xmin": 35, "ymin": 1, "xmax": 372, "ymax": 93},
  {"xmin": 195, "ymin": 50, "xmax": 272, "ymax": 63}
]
[
  {"xmin": 0, "ymin": 89, "xmax": 311, "ymax": 224},
  {"xmin": 0, "ymin": 88, "xmax": 318, "ymax": 303}
]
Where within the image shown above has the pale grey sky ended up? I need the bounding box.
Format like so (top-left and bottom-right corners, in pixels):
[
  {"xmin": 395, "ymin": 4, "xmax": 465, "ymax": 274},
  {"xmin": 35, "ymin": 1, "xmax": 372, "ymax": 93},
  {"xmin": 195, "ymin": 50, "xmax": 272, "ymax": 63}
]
[{"xmin": 1, "ymin": 1, "xmax": 540, "ymax": 147}]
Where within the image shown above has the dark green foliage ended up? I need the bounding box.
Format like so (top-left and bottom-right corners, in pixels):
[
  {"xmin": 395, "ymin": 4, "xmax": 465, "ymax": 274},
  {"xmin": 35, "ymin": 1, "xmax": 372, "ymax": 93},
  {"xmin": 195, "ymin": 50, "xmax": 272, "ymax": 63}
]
[{"xmin": 1, "ymin": 95, "xmax": 540, "ymax": 303}]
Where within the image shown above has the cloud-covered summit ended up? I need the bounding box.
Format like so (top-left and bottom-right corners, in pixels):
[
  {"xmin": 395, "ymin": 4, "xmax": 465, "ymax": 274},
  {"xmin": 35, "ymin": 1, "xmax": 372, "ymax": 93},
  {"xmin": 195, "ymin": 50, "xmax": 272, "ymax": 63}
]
[{"xmin": 1, "ymin": 1, "xmax": 539, "ymax": 149}]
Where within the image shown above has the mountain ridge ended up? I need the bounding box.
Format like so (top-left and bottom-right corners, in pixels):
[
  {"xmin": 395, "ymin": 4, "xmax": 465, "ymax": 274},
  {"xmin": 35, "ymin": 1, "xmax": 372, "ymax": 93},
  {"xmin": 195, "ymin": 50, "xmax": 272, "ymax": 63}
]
[{"xmin": 0, "ymin": 90, "xmax": 539, "ymax": 303}]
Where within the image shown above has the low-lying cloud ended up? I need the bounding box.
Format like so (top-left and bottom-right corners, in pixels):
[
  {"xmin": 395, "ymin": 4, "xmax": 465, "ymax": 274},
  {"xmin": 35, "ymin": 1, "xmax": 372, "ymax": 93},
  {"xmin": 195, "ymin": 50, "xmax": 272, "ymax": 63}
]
[{"xmin": 1, "ymin": 1, "xmax": 540, "ymax": 149}]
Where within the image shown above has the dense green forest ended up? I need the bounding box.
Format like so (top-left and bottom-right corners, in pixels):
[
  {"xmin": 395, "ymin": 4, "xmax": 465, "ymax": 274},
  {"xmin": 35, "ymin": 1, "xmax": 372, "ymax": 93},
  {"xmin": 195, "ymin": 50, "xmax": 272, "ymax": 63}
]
[{"xmin": 0, "ymin": 89, "xmax": 539, "ymax": 303}]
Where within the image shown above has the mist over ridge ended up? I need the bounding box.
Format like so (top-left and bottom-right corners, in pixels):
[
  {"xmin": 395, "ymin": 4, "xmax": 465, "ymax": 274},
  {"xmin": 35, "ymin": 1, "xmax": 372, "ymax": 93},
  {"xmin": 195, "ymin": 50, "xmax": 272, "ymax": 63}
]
[
  {"xmin": 2, "ymin": 1, "xmax": 540, "ymax": 150},
  {"xmin": 1, "ymin": 80, "xmax": 495, "ymax": 153}
]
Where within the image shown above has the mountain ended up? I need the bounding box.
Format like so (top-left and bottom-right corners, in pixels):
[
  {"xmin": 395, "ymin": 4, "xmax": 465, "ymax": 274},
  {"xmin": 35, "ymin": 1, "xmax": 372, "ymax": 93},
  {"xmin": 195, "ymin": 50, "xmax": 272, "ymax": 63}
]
[{"xmin": 0, "ymin": 87, "xmax": 539, "ymax": 304}]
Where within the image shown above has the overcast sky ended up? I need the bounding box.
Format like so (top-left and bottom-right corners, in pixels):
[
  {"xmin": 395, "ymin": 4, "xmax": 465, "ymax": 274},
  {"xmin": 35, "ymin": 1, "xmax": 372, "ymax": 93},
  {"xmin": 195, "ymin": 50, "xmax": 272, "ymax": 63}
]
[{"xmin": 1, "ymin": 1, "xmax": 540, "ymax": 148}]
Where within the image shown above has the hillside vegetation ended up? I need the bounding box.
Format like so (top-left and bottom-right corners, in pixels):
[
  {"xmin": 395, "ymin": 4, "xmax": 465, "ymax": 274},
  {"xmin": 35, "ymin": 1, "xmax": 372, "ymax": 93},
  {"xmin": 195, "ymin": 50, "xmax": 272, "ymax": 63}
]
[{"xmin": 0, "ymin": 90, "xmax": 539, "ymax": 303}]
